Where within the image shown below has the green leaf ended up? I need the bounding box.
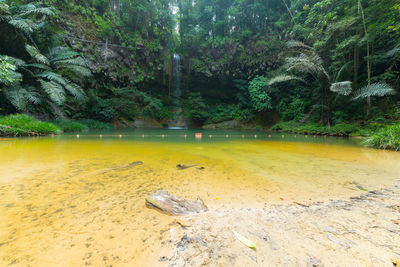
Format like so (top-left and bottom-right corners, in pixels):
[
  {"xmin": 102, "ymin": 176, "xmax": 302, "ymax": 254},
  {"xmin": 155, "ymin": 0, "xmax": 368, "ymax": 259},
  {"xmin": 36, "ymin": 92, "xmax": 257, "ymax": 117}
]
[
  {"xmin": 330, "ymin": 81, "xmax": 353, "ymax": 96},
  {"xmin": 232, "ymin": 230, "xmax": 256, "ymax": 250},
  {"xmin": 353, "ymin": 82, "xmax": 396, "ymax": 100},
  {"xmin": 38, "ymin": 79, "xmax": 66, "ymax": 105},
  {"xmin": 25, "ymin": 45, "xmax": 49, "ymax": 65}
]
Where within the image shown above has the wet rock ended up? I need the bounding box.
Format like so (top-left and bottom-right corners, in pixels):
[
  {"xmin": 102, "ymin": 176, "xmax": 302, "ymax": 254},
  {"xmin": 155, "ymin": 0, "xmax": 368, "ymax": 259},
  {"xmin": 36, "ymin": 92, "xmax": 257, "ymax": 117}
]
[
  {"xmin": 146, "ymin": 190, "xmax": 208, "ymax": 215},
  {"xmin": 192, "ymin": 236, "xmax": 208, "ymax": 247},
  {"xmin": 176, "ymin": 164, "xmax": 198, "ymax": 170},
  {"xmin": 174, "ymin": 219, "xmax": 192, "ymax": 228},
  {"xmin": 202, "ymin": 120, "xmax": 242, "ymax": 130},
  {"xmin": 98, "ymin": 161, "xmax": 143, "ymax": 174},
  {"xmin": 159, "ymin": 256, "xmax": 168, "ymax": 262},
  {"xmin": 111, "ymin": 161, "xmax": 143, "ymax": 171},
  {"xmin": 177, "ymin": 235, "xmax": 192, "ymax": 251},
  {"xmin": 131, "ymin": 118, "xmax": 163, "ymax": 128},
  {"xmin": 307, "ymin": 256, "xmax": 324, "ymax": 267}
]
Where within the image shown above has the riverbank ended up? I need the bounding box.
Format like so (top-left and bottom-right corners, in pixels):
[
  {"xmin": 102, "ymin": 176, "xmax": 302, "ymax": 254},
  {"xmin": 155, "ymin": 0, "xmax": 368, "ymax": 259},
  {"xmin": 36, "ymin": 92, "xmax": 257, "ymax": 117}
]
[
  {"xmin": 1, "ymin": 114, "xmax": 398, "ymax": 151},
  {"xmin": 203, "ymin": 120, "xmax": 400, "ymax": 151},
  {"xmin": 0, "ymin": 114, "xmax": 114, "ymax": 136},
  {"xmin": 0, "ymin": 114, "xmax": 59, "ymax": 136},
  {"xmin": 159, "ymin": 181, "xmax": 400, "ymax": 266}
]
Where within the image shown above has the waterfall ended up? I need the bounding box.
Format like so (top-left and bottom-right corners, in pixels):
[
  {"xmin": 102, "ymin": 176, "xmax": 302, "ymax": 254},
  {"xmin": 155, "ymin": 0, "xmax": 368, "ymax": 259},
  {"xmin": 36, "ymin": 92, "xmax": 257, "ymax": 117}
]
[
  {"xmin": 169, "ymin": 54, "xmax": 185, "ymax": 129},
  {"xmin": 172, "ymin": 54, "xmax": 181, "ymax": 102}
]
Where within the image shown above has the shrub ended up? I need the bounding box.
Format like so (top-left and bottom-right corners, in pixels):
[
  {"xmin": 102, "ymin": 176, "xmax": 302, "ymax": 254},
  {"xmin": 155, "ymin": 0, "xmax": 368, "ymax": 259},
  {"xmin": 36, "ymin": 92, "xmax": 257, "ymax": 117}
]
[
  {"xmin": 52, "ymin": 120, "xmax": 88, "ymax": 132},
  {"xmin": 270, "ymin": 121, "xmax": 358, "ymax": 136},
  {"xmin": 157, "ymin": 106, "xmax": 174, "ymax": 121},
  {"xmin": 364, "ymin": 124, "xmax": 400, "ymax": 151},
  {"xmin": 248, "ymin": 76, "xmax": 271, "ymax": 112},
  {"xmin": 77, "ymin": 119, "xmax": 114, "ymax": 130},
  {"xmin": 280, "ymin": 99, "xmax": 307, "ymax": 121},
  {"xmin": 0, "ymin": 114, "xmax": 59, "ymax": 136},
  {"xmin": 330, "ymin": 123, "xmax": 358, "ymax": 136},
  {"xmin": 183, "ymin": 92, "xmax": 209, "ymax": 123}
]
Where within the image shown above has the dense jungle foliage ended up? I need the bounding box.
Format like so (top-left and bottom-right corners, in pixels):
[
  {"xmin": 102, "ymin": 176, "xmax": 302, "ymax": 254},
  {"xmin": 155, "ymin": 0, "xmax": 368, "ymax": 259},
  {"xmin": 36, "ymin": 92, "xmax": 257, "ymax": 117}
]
[{"xmin": 0, "ymin": 0, "xmax": 399, "ymax": 141}]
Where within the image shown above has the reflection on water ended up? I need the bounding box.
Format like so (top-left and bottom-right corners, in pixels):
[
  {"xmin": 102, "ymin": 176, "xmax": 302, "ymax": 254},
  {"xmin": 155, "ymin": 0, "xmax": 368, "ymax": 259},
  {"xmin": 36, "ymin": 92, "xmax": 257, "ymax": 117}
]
[{"xmin": 0, "ymin": 129, "xmax": 399, "ymax": 266}]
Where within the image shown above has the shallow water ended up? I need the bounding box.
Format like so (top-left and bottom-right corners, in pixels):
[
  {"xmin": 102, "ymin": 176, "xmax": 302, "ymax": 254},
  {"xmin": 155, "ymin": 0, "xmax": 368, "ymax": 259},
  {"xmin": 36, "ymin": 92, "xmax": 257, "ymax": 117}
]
[{"xmin": 1, "ymin": 129, "xmax": 400, "ymax": 266}]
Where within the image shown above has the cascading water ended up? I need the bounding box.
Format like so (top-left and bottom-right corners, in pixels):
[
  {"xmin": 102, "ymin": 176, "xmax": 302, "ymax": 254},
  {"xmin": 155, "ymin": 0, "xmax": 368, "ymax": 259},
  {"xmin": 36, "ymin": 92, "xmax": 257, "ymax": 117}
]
[
  {"xmin": 169, "ymin": 54, "xmax": 186, "ymax": 129},
  {"xmin": 172, "ymin": 54, "xmax": 181, "ymax": 102}
]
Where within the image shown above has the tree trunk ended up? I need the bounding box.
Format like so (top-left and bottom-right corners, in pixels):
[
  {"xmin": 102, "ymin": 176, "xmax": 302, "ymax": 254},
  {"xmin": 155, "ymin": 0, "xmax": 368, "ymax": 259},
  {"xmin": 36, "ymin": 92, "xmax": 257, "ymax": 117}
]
[
  {"xmin": 359, "ymin": 0, "xmax": 372, "ymax": 118},
  {"xmin": 109, "ymin": 0, "xmax": 114, "ymax": 13},
  {"xmin": 353, "ymin": 45, "xmax": 359, "ymax": 90},
  {"xmin": 104, "ymin": 38, "xmax": 108, "ymax": 63},
  {"xmin": 115, "ymin": 0, "xmax": 120, "ymax": 17},
  {"xmin": 281, "ymin": 0, "xmax": 296, "ymax": 24}
]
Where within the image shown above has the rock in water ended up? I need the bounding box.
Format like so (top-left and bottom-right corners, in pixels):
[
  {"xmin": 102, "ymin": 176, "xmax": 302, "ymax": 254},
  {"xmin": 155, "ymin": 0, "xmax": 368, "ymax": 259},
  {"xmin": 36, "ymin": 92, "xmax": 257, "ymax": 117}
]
[{"xmin": 146, "ymin": 191, "xmax": 208, "ymax": 215}]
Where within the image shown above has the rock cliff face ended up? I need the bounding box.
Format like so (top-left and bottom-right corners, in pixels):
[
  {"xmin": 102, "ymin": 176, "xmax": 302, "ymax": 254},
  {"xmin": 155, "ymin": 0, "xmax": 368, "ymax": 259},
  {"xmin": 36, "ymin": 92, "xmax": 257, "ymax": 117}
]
[
  {"xmin": 203, "ymin": 120, "xmax": 242, "ymax": 130},
  {"xmin": 131, "ymin": 118, "xmax": 164, "ymax": 128}
]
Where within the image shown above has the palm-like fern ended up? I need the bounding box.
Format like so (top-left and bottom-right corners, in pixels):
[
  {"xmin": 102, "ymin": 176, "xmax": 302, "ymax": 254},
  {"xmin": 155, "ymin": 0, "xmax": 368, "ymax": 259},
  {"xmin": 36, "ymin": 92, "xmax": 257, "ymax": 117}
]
[
  {"xmin": 25, "ymin": 45, "xmax": 90, "ymax": 106},
  {"xmin": 267, "ymin": 75, "xmax": 305, "ymax": 86},
  {"xmin": 0, "ymin": 1, "xmax": 86, "ymax": 112},
  {"xmin": 0, "ymin": 0, "xmax": 54, "ymax": 35},
  {"xmin": 1, "ymin": 45, "xmax": 90, "ymax": 111},
  {"xmin": 268, "ymin": 41, "xmax": 354, "ymax": 125},
  {"xmin": 270, "ymin": 41, "xmax": 353, "ymax": 98},
  {"xmin": 353, "ymin": 82, "xmax": 396, "ymax": 100},
  {"xmin": 0, "ymin": 56, "xmax": 38, "ymax": 111},
  {"xmin": 3, "ymin": 85, "xmax": 41, "ymax": 110},
  {"xmin": 330, "ymin": 81, "xmax": 353, "ymax": 96},
  {"xmin": 270, "ymin": 41, "xmax": 396, "ymax": 121},
  {"xmin": 0, "ymin": 56, "xmax": 21, "ymax": 85}
]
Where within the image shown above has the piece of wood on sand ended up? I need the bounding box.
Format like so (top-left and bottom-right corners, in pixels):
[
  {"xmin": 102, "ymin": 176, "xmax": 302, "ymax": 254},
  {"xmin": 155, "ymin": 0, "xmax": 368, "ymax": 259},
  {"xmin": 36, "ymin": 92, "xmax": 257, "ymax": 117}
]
[{"xmin": 146, "ymin": 190, "xmax": 208, "ymax": 215}]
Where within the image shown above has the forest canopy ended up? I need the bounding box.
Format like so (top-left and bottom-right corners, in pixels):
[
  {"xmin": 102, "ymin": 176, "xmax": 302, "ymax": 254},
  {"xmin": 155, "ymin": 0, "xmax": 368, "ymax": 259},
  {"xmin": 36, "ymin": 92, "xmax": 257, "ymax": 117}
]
[{"xmin": 0, "ymin": 0, "xmax": 399, "ymax": 129}]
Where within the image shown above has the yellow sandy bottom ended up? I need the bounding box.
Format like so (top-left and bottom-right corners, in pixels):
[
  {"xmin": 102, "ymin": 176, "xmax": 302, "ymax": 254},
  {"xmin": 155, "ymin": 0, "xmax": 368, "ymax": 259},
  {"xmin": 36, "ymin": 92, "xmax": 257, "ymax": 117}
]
[{"xmin": 0, "ymin": 138, "xmax": 399, "ymax": 266}]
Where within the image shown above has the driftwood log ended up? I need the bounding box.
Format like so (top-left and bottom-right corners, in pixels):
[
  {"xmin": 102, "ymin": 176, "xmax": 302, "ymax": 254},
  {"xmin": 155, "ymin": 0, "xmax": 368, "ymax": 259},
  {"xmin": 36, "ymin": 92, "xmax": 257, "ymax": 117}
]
[{"xmin": 146, "ymin": 190, "xmax": 208, "ymax": 215}]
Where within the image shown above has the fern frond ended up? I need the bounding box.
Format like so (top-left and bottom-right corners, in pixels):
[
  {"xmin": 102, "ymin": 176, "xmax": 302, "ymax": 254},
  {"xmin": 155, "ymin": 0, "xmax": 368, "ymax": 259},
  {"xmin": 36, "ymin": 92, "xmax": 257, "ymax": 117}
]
[
  {"xmin": 330, "ymin": 81, "xmax": 353, "ymax": 96},
  {"xmin": 39, "ymin": 79, "xmax": 66, "ymax": 105},
  {"xmin": 26, "ymin": 45, "xmax": 49, "ymax": 65},
  {"xmin": 54, "ymin": 57, "xmax": 88, "ymax": 67},
  {"xmin": 327, "ymin": 17, "xmax": 358, "ymax": 35},
  {"xmin": 9, "ymin": 69, "xmax": 22, "ymax": 82},
  {"xmin": 20, "ymin": 7, "xmax": 55, "ymax": 17},
  {"xmin": 268, "ymin": 75, "xmax": 305, "ymax": 86},
  {"xmin": 23, "ymin": 86, "xmax": 41, "ymax": 104},
  {"xmin": 0, "ymin": 0, "xmax": 10, "ymax": 14},
  {"xmin": 286, "ymin": 41, "xmax": 312, "ymax": 50},
  {"xmin": 62, "ymin": 64, "xmax": 92, "ymax": 77},
  {"xmin": 4, "ymin": 85, "xmax": 42, "ymax": 109},
  {"xmin": 23, "ymin": 63, "xmax": 51, "ymax": 70},
  {"xmin": 353, "ymin": 82, "xmax": 396, "ymax": 100},
  {"xmin": 285, "ymin": 53, "xmax": 328, "ymax": 79},
  {"xmin": 64, "ymin": 81, "xmax": 85, "ymax": 100},
  {"xmin": 8, "ymin": 18, "xmax": 34, "ymax": 33},
  {"xmin": 385, "ymin": 47, "xmax": 400, "ymax": 58},
  {"xmin": 50, "ymin": 51, "xmax": 80, "ymax": 62},
  {"xmin": 0, "ymin": 56, "xmax": 22, "ymax": 85},
  {"xmin": 36, "ymin": 71, "xmax": 67, "ymax": 86},
  {"xmin": 335, "ymin": 61, "xmax": 353, "ymax": 82},
  {"xmin": 48, "ymin": 47, "xmax": 79, "ymax": 61},
  {"xmin": 5, "ymin": 56, "xmax": 25, "ymax": 67},
  {"xmin": 335, "ymin": 35, "xmax": 361, "ymax": 51},
  {"xmin": 3, "ymin": 86, "xmax": 28, "ymax": 110}
]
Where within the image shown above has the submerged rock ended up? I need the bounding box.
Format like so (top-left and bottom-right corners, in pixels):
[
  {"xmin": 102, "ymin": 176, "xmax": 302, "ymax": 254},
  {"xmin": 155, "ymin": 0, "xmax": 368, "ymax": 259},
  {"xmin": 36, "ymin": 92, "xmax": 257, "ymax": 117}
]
[
  {"xmin": 146, "ymin": 190, "xmax": 208, "ymax": 215},
  {"xmin": 176, "ymin": 164, "xmax": 198, "ymax": 170}
]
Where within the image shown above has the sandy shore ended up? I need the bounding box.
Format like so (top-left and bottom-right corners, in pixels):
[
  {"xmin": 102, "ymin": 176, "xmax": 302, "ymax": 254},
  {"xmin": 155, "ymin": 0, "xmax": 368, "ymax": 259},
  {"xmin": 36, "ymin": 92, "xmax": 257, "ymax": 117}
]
[{"xmin": 157, "ymin": 181, "xmax": 400, "ymax": 266}]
